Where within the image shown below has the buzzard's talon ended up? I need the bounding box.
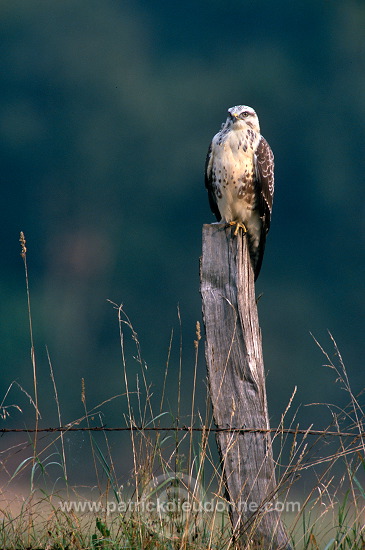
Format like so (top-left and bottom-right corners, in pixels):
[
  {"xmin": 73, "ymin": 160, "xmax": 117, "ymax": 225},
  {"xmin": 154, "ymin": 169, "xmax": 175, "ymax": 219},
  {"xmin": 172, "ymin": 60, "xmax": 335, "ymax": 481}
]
[{"xmin": 229, "ymin": 221, "xmax": 247, "ymax": 236}]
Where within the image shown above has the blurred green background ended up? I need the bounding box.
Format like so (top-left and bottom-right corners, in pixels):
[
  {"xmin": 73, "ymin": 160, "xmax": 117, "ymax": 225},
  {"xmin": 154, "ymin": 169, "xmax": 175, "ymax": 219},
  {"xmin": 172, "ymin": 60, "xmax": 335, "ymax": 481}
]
[{"xmin": 1, "ymin": 0, "xmax": 365, "ymax": 455}]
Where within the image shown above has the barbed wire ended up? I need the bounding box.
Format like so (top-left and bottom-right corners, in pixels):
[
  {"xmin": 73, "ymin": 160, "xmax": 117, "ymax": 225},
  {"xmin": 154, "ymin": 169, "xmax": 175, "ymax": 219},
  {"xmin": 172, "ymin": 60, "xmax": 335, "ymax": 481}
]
[{"xmin": 0, "ymin": 425, "xmax": 363, "ymax": 438}]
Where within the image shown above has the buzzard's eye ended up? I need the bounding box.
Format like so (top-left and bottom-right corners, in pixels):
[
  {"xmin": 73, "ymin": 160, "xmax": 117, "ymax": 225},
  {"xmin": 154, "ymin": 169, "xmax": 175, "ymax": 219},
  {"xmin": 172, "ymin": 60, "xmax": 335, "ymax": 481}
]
[{"xmin": 242, "ymin": 111, "xmax": 249, "ymax": 118}]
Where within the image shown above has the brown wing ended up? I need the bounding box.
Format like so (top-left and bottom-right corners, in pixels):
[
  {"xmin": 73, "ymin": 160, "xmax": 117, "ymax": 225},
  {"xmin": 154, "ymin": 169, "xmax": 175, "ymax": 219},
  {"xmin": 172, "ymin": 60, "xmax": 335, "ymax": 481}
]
[
  {"xmin": 252, "ymin": 136, "xmax": 274, "ymax": 280},
  {"xmin": 204, "ymin": 143, "xmax": 221, "ymax": 221},
  {"xmin": 255, "ymin": 136, "xmax": 274, "ymax": 234}
]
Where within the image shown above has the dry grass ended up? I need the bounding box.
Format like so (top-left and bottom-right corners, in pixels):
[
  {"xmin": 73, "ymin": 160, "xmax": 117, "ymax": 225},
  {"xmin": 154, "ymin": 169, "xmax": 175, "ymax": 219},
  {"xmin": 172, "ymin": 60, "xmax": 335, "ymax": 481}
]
[{"xmin": 0, "ymin": 235, "xmax": 364, "ymax": 549}]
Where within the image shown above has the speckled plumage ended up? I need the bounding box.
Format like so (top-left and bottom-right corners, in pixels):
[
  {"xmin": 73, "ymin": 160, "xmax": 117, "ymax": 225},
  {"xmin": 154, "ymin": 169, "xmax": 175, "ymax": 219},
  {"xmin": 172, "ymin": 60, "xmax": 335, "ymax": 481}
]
[{"xmin": 205, "ymin": 105, "xmax": 274, "ymax": 280}]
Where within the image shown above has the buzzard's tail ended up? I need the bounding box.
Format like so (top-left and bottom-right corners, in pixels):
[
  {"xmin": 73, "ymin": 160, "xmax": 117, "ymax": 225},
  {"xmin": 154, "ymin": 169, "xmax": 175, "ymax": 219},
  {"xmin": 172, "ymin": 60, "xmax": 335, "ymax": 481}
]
[{"xmin": 248, "ymin": 232, "xmax": 267, "ymax": 281}]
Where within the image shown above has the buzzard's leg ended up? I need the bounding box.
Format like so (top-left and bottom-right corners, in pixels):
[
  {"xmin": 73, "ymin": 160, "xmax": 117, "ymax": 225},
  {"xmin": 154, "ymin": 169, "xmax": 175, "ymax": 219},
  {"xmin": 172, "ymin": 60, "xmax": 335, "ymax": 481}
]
[{"xmin": 229, "ymin": 221, "xmax": 247, "ymax": 236}]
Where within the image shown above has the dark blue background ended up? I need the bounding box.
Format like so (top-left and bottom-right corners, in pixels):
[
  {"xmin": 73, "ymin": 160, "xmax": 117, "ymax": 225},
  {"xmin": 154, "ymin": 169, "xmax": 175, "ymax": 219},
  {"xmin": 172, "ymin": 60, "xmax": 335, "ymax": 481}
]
[{"xmin": 1, "ymin": 1, "xmax": 364, "ymax": 449}]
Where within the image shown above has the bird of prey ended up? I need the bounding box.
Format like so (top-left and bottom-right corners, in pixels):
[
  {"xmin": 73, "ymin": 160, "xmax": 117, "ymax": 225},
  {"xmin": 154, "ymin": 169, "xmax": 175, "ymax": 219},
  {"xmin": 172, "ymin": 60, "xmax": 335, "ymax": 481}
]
[{"xmin": 205, "ymin": 105, "xmax": 274, "ymax": 280}]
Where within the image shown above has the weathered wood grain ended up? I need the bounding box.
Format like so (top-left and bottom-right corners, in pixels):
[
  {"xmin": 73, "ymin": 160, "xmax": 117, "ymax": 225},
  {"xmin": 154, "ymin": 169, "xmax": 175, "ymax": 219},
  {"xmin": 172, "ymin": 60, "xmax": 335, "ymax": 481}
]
[{"xmin": 200, "ymin": 223, "xmax": 291, "ymax": 549}]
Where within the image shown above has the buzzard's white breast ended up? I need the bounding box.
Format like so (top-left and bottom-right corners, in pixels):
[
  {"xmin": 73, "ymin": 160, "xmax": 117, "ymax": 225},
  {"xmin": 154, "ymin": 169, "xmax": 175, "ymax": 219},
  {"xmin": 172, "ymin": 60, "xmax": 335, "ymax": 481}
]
[{"xmin": 209, "ymin": 125, "xmax": 262, "ymax": 246}]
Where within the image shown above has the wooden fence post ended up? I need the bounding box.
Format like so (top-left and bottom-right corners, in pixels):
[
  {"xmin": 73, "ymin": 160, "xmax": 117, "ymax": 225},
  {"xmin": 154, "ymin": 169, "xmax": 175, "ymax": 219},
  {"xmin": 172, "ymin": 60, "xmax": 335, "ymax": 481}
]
[{"xmin": 200, "ymin": 224, "xmax": 292, "ymax": 549}]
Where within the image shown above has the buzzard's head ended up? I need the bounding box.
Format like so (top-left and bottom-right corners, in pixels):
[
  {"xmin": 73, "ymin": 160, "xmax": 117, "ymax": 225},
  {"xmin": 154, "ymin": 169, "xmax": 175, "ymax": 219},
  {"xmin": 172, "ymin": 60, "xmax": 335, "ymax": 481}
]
[{"xmin": 227, "ymin": 105, "xmax": 260, "ymax": 133}]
